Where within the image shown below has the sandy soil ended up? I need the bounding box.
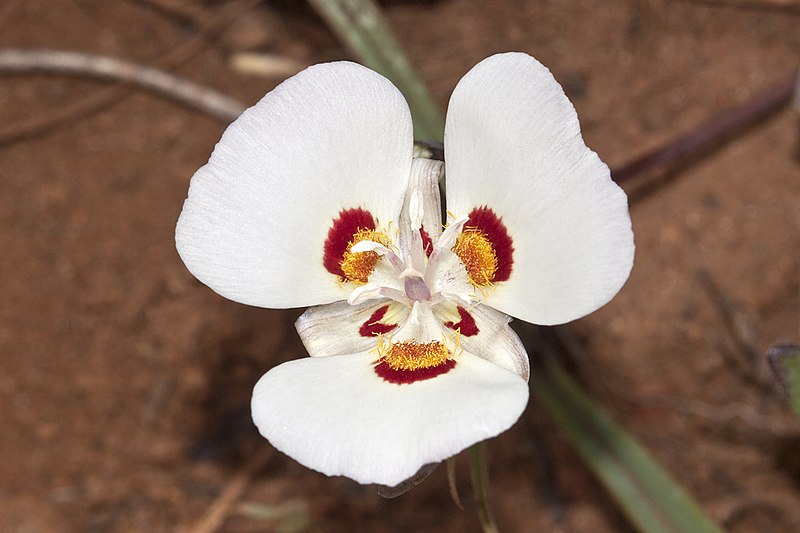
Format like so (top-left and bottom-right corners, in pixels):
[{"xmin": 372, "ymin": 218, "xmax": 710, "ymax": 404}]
[{"xmin": 1, "ymin": 1, "xmax": 799, "ymax": 531}]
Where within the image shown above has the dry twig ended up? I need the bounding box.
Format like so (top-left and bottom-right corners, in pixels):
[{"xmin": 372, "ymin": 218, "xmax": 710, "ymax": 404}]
[
  {"xmin": 185, "ymin": 447, "xmax": 273, "ymax": 533},
  {"xmin": 132, "ymin": 0, "xmax": 211, "ymax": 24},
  {"xmin": 614, "ymin": 73, "xmax": 798, "ymax": 187},
  {"xmin": 0, "ymin": 0, "xmax": 259, "ymax": 146},
  {"xmin": 679, "ymin": 0, "xmax": 800, "ymax": 13},
  {"xmin": 230, "ymin": 52, "xmax": 307, "ymax": 79},
  {"xmin": 694, "ymin": 268, "xmax": 779, "ymax": 395},
  {"xmin": 0, "ymin": 50, "xmax": 245, "ymax": 122}
]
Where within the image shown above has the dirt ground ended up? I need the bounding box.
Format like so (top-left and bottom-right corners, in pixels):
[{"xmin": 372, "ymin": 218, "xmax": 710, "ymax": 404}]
[{"xmin": 2, "ymin": 0, "xmax": 799, "ymax": 531}]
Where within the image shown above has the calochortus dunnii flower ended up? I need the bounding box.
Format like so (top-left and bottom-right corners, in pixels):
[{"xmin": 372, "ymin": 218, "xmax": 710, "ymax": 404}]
[{"xmin": 176, "ymin": 53, "xmax": 634, "ymax": 486}]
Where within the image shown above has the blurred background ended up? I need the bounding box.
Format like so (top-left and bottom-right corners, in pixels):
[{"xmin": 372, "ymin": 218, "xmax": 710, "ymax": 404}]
[{"xmin": 1, "ymin": 1, "xmax": 799, "ymax": 531}]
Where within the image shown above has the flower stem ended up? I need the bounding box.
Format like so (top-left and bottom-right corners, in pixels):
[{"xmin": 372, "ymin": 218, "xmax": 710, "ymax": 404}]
[{"xmin": 469, "ymin": 442, "xmax": 499, "ymax": 533}]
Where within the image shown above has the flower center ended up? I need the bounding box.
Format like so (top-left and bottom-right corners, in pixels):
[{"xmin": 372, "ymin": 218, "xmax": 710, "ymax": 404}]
[
  {"xmin": 341, "ymin": 228, "xmax": 391, "ymax": 283},
  {"xmin": 383, "ymin": 340, "xmax": 450, "ymax": 371},
  {"xmin": 452, "ymin": 228, "xmax": 498, "ymax": 287}
]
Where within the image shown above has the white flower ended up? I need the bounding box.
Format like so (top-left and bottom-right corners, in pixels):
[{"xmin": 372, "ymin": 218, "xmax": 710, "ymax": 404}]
[{"xmin": 176, "ymin": 53, "xmax": 634, "ymax": 486}]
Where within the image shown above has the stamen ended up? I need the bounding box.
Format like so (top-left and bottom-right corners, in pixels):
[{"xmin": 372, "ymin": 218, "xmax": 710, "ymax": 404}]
[
  {"xmin": 450, "ymin": 207, "xmax": 515, "ymax": 287},
  {"xmin": 383, "ymin": 340, "xmax": 450, "ymax": 371},
  {"xmin": 453, "ymin": 229, "xmax": 498, "ymax": 287},
  {"xmin": 323, "ymin": 208, "xmax": 375, "ymax": 279},
  {"xmin": 340, "ymin": 228, "xmax": 392, "ymax": 283},
  {"xmin": 373, "ymin": 338, "xmax": 457, "ymax": 384}
]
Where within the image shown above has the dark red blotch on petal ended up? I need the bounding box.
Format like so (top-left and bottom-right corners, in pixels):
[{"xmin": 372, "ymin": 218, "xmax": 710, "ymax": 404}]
[
  {"xmin": 443, "ymin": 306, "xmax": 479, "ymax": 337},
  {"xmin": 323, "ymin": 208, "xmax": 376, "ymax": 278},
  {"xmin": 419, "ymin": 227, "xmax": 433, "ymax": 257},
  {"xmin": 374, "ymin": 359, "xmax": 456, "ymax": 384},
  {"xmin": 466, "ymin": 206, "xmax": 514, "ymax": 282},
  {"xmin": 359, "ymin": 305, "xmax": 398, "ymax": 337}
]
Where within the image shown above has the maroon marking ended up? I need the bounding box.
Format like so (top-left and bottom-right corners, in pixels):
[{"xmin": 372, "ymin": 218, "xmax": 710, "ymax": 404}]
[
  {"xmin": 374, "ymin": 359, "xmax": 456, "ymax": 384},
  {"xmin": 466, "ymin": 206, "xmax": 514, "ymax": 282},
  {"xmin": 419, "ymin": 227, "xmax": 433, "ymax": 257},
  {"xmin": 323, "ymin": 208, "xmax": 376, "ymax": 278},
  {"xmin": 359, "ymin": 305, "xmax": 398, "ymax": 337},
  {"xmin": 443, "ymin": 306, "xmax": 479, "ymax": 337}
]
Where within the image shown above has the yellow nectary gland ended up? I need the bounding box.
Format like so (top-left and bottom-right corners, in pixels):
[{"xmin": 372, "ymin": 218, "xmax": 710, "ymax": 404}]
[
  {"xmin": 384, "ymin": 340, "xmax": 450, "ymax": 371},
  {"xmin": 340, "ymin": 228, "xmax": 391, "ymax": 283},
  {"xmin": 452, "ymin": 228, "xmax": 498, "ymax": 286}
]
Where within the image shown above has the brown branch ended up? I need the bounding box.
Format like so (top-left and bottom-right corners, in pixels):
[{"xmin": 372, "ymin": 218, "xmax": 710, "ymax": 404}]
[
  {"xmin": 0, "ymin": 50, "xmax": 245, "ymax": 121},
  {"xmin": 678, "ymin": 0, "xmax": 800, "ymax": 14},
  {"xmin": 0, "ymin": 0, "xmax": 260, "ymax": 146},
  {"xmin": 185, "ymin": 447, "xmax": 273, "ymax": 533},
  {"xmin": 613, "ymin": 73, "xmax": 797, "ymax": 184},
  {"xmin": 132, "ymin": 0, "xmax": 211, "ymax": 25}
]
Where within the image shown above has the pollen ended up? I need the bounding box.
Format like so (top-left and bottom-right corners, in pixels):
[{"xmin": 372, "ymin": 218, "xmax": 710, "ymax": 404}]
[
  {"xmin": 452, "ymin": 228, "xmax": 498, "ymax": 287},
  {"xmin": 383, "ymin": 340, "xmax": 450, "ymax": 371},
  {"xmin": 340, "ymin": 228, "xmax": 391, "ymax": 283}
]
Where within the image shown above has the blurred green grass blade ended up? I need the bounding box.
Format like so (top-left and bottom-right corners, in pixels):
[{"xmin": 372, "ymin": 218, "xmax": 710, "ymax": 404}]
[
  {"xmin": 308, "ymin": 0, "xmax": 444, "ymax": 142},
  {"xmin": 532, "ymin": 361, "xmax": 723, "ymax": 533},
  {"xmin": 783, "ymin": 358, "xmax": 800, "ymax": 414},
  {"xmin": 767, "ymin": 343, "xmax": 800, "ymax": 414}
]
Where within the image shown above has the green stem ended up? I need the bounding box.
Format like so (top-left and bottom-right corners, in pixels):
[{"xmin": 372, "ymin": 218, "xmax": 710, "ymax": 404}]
[
  {"xmin": 469, "ymin": 442, "xmax": 499, "ymax": 533},
  {"xmin": 308, "ymin": 0, "xmax": 444, "ymax": 142},
  {"xmin": 532, "ymin": 358, "xmax": 723, "ymax": 533}
]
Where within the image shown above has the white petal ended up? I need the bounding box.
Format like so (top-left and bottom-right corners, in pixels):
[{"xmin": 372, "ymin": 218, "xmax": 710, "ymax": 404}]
[
  {"xmin": 176, "ymin": 62, "xmax": 413, "ymax": 308},
  {"xmin": 390, "ymin": 300, "xmax": 443, "ymax": 344},
  {"xmin": 433, "ymin": 303, "xmax": 529, "ymax": 381},
  {"xmin": 296, "ymin": 300, "xmax": 409, "ymax": 357},
  {"xmin": 251, "ymin": 351, "xmax": 529, "ymax": 486},
  {"xmin": 444, "ymin": 53, "xmax": 634, "ymax": 325},
  {"xmin": 428, "ymin": 246, "xmax": 473, "ymax": 301},
  {"xmin": 397, "ymin": 158, "xmax": 445, "ymax": 262}
]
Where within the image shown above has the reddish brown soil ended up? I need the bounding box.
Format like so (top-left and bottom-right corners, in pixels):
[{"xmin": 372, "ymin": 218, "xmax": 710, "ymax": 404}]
[{"xmin": 2, "ymin": 1, "xmax": 799, "ymax": 532}]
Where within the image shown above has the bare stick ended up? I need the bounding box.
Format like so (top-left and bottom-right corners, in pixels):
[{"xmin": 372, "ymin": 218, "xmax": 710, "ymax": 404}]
[
  {"xmin": 679, "ymin": 0, "xmax": 800, "ymax": 13},
  {"xmin": 0, "ymin": 0, "xmax": 259, "ymax": 146},
  {"xmin": 133, "ymin": 0, "xmax": 211, "ymax": 24},
  {"xmin": 185, "ymin": 447, "xmax": 272, "ymax": 533},
  {"xmin": 0, "ymin": 50, "xmax": 245, "ymax": 121},
  {"xmin": 446, "ymin": 457, "xmax": 464, "ymax": 510},
  {"xmin": 613, "ymin": 73, "xmax": 797, "ymax": 184}
]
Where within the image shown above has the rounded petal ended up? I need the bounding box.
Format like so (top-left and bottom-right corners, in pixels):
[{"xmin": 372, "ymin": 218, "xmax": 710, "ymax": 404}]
[
  {"xmin": 251, "ymin": 351, "xmax": 529, "ymax": 486},
  {"xmin": 295, "ymin": 299, "xmax": 408, "ymax": 357},
  {"xmin": 176, "ymin": 62, "xmax": 413, "ymax": 308},
  {"xmin": 444, "ymin": 53, "xmax": 634, "ymax": 325},
  {"xmin": 434, "ymin": 303, "xmax": 530, "ymax": 381}
]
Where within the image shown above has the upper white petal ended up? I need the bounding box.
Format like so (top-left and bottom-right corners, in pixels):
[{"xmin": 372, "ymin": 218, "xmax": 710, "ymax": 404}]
[
  {"xmin": 444, "ymin": 53, "xmax": 634, "ymax": 325},
  {"xmin": 251, "ymin": 351, "xmax": 529, "ymax": 486},
  {"xmin": 176, "ymin": 61, "xmax": 413, "ymax": 308}
]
